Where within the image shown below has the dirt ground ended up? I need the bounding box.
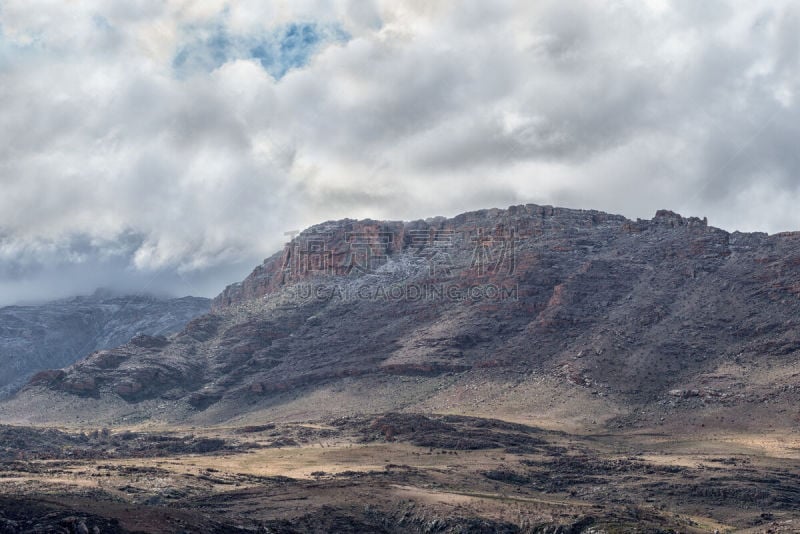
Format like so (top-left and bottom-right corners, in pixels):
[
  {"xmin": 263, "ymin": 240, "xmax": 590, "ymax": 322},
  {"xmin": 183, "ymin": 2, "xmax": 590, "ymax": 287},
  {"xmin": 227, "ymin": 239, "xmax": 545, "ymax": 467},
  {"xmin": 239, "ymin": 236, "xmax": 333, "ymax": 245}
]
[{"xmin": 0, "ymin": 413, "xmax": 798, "ymax": 533}]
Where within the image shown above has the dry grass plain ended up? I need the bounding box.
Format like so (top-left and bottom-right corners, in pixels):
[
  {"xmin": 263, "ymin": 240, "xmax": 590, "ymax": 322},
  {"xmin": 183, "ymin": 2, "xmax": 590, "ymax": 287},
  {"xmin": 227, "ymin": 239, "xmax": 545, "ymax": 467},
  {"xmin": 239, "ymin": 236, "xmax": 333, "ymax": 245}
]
[{"xmin": 1, "ymin": 413, "xmax": 799, "ymax": 532}]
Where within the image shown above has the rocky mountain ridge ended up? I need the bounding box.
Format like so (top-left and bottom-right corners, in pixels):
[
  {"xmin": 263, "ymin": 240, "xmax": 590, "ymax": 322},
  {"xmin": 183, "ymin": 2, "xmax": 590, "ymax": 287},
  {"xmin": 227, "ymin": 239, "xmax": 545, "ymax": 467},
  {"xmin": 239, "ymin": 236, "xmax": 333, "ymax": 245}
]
[
  {"xmin": 4, "ymin": 204, "xmax": 800, "ymax": 432},
  {"xmin": 0, "ymin": 292, "xmax": 210, "ymax": 398}
]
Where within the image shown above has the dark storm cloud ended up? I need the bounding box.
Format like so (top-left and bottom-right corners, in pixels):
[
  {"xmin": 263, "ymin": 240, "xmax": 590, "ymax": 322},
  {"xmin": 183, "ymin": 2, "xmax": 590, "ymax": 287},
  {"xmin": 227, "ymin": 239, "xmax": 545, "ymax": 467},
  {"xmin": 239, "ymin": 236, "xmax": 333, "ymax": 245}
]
[{"xmin": 0, "ymin": 0, "xmax": 799, "ymax": 304}]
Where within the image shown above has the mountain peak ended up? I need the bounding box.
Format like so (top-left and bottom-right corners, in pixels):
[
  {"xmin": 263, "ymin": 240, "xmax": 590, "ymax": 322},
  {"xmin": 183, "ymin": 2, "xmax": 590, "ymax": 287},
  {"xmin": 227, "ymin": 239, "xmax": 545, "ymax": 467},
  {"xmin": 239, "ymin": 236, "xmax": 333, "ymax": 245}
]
[{"xmin": 651, "ymin": 209, "xmax": 708, "ymax": 227}]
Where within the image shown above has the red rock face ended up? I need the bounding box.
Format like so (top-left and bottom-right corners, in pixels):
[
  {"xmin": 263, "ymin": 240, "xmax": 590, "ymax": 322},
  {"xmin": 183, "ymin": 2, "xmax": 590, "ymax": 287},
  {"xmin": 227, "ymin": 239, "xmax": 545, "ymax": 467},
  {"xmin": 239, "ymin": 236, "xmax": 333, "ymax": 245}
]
[
  {"xmin": 212, "ymin": 204, "xmax": 622, "ymax": 311},
  {"xmin": 114, "ymin": 381, "xmax": 143, "ymax": 398},
  {"xmin": 212, "ymin": 220, "xmax": 407, "ymax": 308},
  {"xmin": 61, "ymin": 376, "xmax": 97, "ymax": 395},
  {"xmin": 27, "ymin": 369, "xmax": 66, "ymax": 386}
]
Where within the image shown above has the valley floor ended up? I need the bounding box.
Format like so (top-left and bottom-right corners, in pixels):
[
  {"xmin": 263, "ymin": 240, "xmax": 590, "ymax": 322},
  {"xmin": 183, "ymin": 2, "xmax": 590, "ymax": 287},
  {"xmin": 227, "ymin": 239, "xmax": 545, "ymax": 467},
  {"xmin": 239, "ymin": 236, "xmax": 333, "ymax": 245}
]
[{"xmin": 0, "ymin": 414, "xmax": 798, "ymax": 533}]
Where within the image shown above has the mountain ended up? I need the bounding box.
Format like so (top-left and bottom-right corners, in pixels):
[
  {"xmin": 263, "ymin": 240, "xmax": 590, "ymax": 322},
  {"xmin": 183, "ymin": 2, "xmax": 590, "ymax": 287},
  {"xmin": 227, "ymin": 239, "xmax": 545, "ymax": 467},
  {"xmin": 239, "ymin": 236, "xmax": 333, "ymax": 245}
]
[
  {"xmin": 0, "ymin": 291, "xmax": 210, "ymax": 398},
  {"xmin": 4, "ymin": 204, "xmax": 800, "ymax": 433}
]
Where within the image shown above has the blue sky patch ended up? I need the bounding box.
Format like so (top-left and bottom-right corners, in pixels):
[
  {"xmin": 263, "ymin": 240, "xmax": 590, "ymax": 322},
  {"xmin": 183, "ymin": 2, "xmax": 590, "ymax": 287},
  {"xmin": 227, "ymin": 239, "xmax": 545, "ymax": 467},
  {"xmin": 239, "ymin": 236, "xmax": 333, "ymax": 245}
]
[{"xmin": 173, "ymin": 22, "xmax": 349, "ymax": 79}]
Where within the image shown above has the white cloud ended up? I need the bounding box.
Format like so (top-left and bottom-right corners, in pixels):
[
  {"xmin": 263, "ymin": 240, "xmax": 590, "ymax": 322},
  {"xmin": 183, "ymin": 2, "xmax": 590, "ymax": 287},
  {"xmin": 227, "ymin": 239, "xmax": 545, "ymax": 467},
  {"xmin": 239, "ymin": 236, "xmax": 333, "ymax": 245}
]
[{"xmin": 0, "ymin": 0, "xmax": 799, "ymax": 304}]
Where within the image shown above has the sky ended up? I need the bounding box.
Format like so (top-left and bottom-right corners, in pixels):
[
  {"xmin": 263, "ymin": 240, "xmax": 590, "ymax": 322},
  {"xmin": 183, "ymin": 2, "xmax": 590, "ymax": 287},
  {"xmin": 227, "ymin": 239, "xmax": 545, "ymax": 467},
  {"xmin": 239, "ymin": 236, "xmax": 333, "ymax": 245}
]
[{"xmin": 0, "ymin": 0, "xmax": 799, "ymax": 305}]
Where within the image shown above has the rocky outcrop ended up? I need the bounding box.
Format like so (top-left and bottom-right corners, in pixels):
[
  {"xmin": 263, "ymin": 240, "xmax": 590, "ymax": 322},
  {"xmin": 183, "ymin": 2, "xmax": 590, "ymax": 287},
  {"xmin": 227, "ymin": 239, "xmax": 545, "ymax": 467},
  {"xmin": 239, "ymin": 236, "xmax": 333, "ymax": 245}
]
[{"xmin": 212, "ymin": 205, "xmax": 629, "ymax": 310}]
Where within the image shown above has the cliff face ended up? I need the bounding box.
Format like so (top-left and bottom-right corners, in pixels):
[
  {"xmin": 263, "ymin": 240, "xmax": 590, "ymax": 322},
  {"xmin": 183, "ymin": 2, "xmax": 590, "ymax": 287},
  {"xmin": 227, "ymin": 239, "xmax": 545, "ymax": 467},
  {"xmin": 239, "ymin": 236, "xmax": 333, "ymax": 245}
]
[
  {"xmin": 211, "ymin": 205, "xmax": 631, "ymax": 310},
  {"xmin": 0, "ymin": 293, "xmax": 210, "ymax": 398},
  {"xmin": 6, "ymin": 204, "xmax": 800, "ymax": 430}
]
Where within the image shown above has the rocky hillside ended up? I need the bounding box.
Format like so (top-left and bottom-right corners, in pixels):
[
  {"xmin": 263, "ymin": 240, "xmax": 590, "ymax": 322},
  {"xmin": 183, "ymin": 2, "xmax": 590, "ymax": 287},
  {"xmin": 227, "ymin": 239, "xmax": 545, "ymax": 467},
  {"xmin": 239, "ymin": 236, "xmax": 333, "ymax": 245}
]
[
  {"xmin": 0, "ymin": 292, "xmax": 209, "ymax": 398},
  {"xmin": 5, "ymin": 204, "xmax": 800, "ymax": 431}
]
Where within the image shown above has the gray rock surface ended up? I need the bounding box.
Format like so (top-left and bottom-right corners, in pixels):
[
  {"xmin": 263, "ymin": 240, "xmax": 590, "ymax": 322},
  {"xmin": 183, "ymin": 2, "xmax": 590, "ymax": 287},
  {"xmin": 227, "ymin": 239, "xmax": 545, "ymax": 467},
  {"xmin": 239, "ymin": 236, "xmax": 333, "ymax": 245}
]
[{"xmin": 0, "ymin": 291, "xmax": 209, "ymax": 398}]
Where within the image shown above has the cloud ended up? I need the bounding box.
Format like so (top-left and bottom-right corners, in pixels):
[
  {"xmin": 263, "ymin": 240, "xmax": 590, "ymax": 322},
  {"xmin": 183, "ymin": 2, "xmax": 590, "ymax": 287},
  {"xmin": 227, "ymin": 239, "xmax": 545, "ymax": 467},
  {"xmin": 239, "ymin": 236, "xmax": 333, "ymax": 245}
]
[{"xmin": 0, "ymin": 0, "xmax": 799, "ymax": 304}]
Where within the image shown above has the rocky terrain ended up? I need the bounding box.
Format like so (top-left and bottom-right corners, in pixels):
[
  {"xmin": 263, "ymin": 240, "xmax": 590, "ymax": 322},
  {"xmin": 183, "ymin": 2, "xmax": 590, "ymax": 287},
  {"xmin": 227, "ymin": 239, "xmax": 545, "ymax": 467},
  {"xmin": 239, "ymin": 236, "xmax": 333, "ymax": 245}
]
[
  {"xmin": 0, "ymin": 292, "xmax": 209, "ymax": 398},
  {"xmin": 0, "ymin": 414, "xmax": 797, "ymax": 532},
  {"xmin": 5, "ymin": 204, "xmax": 800, "ymax": 435}
]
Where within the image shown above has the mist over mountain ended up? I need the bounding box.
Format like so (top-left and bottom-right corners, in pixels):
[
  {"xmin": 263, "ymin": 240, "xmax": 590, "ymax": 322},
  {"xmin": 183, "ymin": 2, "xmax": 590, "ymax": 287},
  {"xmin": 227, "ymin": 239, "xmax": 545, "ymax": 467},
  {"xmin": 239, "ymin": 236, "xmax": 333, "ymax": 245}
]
[{"xmin": 0, "ymin": 291, "xmax": 209, "ymax": 398}]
